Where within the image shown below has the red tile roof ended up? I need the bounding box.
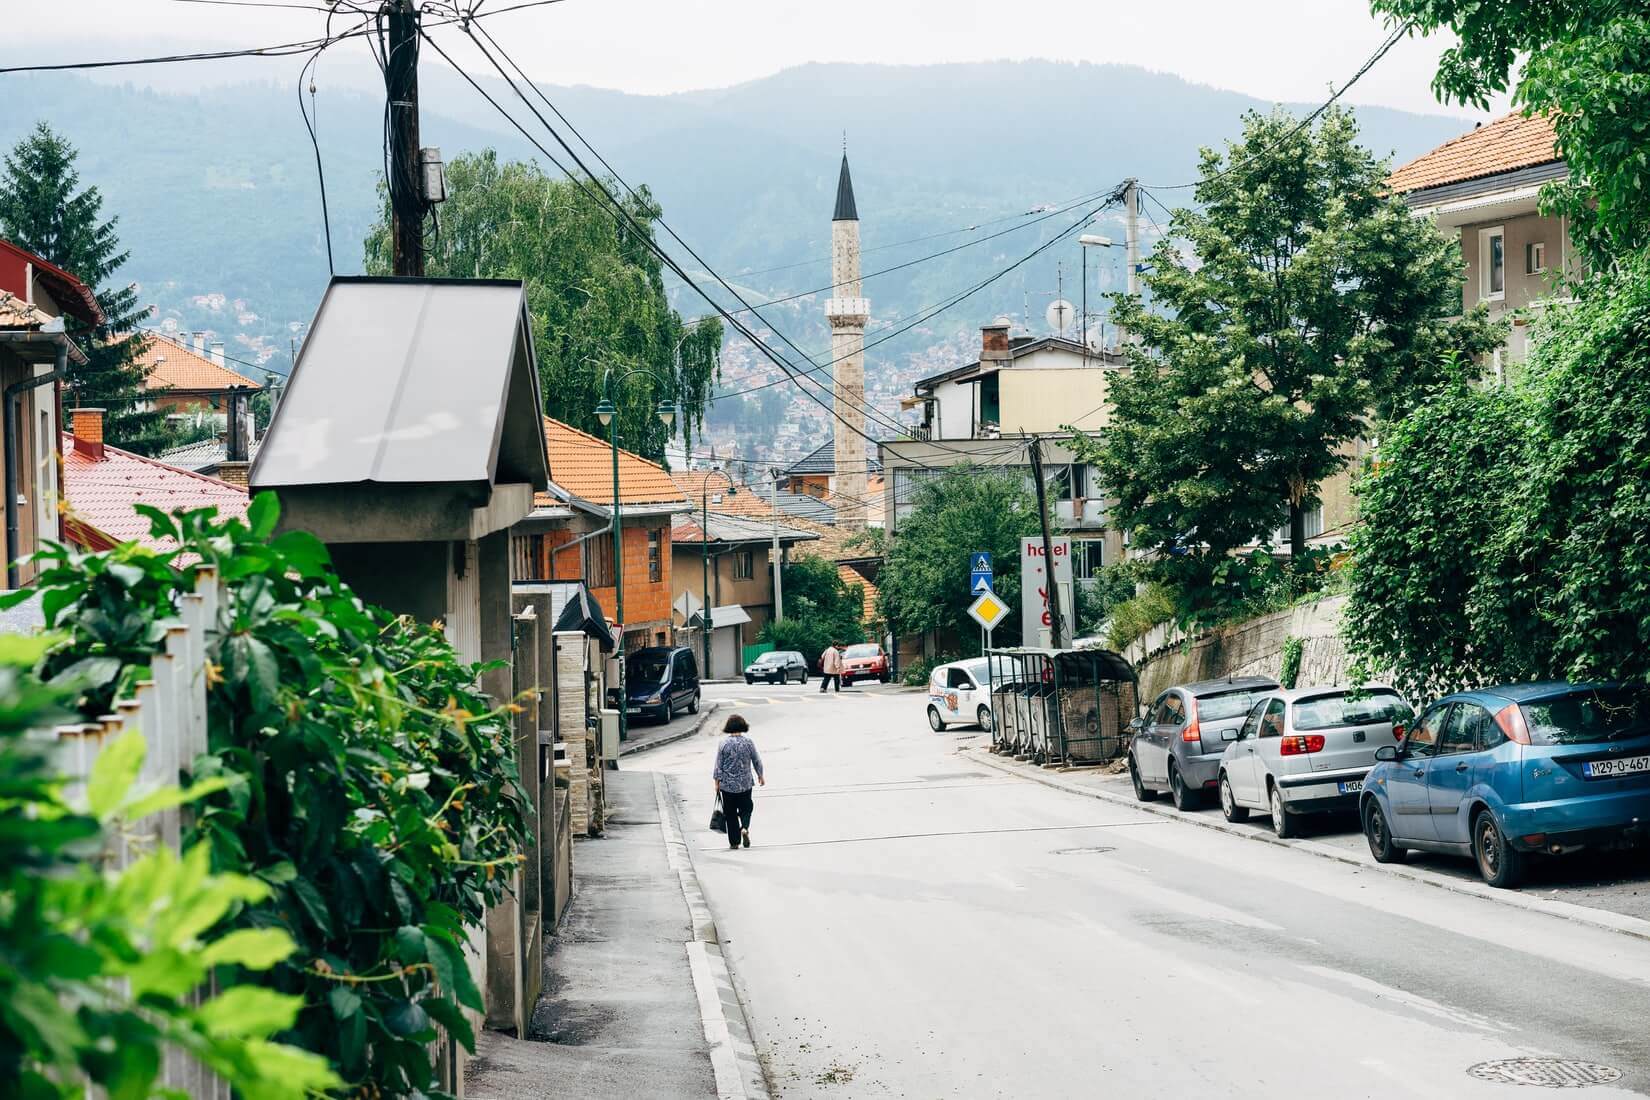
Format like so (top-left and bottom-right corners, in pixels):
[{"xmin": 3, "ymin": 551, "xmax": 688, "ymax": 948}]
[
  {"xmin": 135, "ymin": 332, "xmax": 263, "ymax": 393},
  {"xmin": 0, "ymin": 240, "xmax": 102, "ymax": 325},
  {"xmin": 540, "ymin": 417, "xmax": 687, "ymax": 509},
  {"xmin": 1387, "ymin": 111, "xmax": 1561, "ymax": 194},
  {"xmin": 61, "ymin": 433, "xmax": 248, "ymax": 550}
]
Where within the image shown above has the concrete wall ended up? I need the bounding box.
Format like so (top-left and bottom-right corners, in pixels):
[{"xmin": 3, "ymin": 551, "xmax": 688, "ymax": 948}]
[
  {"xmin": 999, "ymin": 367, "xmax": 1112, "ymax": 433},
  {"xmin": 671, "ymin": 543, "xmax": 775, "ymax": 643},
  {"xmin": 1123, "ymin": 595, "xmax": 1353, "ymax": 704}
]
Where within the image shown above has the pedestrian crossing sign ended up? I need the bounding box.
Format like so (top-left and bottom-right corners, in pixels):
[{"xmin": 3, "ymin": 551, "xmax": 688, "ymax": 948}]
[
  {"xmin": 967, "ymin": 590, "xmax": 1010, "ymax": 630},
  {"xmin": 972, "ymin": 553, "xmax": 993, "ymax": 573}
]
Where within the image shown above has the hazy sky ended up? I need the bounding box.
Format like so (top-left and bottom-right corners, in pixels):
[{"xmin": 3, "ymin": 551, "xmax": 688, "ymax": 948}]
[{"xmin": 10, "ymin": 0, "xmax": 1500, "ymax": 119}]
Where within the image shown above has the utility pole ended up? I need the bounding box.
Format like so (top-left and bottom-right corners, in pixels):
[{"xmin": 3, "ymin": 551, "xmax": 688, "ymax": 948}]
[
  {"xmin": 386, "ymin": 0, "xmax": 424, "ymax": 276},
  {"xmin": 1027, "ymin": 435, "xmax": 1067, "ymax": 649},
  {"xmin": 769, "ymin": 469, "xmax": 784, "ymax": 622},
  {"xmin": 1123, "ymin": 178, "xmax": 1141, "ymax": 299}
]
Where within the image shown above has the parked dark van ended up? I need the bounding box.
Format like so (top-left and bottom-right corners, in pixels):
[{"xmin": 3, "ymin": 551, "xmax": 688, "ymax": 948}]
[{"xmin": 626, "ymin": 646, "xmax": 701, "ymax": 723}]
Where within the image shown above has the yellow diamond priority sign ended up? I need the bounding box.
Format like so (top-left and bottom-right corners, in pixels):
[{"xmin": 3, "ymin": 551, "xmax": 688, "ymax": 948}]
[{"xmin": 967, "ymin": 590, "xmax": 1010, "ymax": 631}]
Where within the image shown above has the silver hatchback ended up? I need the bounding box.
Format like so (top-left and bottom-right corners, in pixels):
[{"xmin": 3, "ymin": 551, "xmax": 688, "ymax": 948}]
[{"xmin": 1218, "ymin": 685, "xmax": 1414, "ymax": 838}]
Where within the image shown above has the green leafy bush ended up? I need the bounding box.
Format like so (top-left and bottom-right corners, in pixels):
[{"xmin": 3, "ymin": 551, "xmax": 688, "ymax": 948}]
[
  {"xmin": 900, "ymin": 653, "xmax": 960, "ymax": 688},
  {"xmin": 0, "ymin": 635, "xmax": 338, "ymax": 1100},
  {"xmin": 1347, "ymin": 255, "xmax": 1650, "ymax": 695},
  {"xmin": 12, "ymin": 496, "xmax": 530, "ymax": 1097},
  {"xmin": 1105, "ymin": 584, "xmax": 1178, "ymax": 651}
]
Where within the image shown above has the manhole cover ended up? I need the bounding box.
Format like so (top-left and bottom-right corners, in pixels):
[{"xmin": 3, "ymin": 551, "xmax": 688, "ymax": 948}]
[
  {"xmin": 1052, "ymin": 845, "xmax": 1115, "ymax": 856},
  {"xmin": 1467, "ymin": 1059, "xmax": 1622, "ymax": 1088}
]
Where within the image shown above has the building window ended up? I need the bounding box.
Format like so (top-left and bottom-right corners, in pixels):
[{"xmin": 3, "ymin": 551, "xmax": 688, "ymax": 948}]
[
  {"xmin": 511, "ymin": 533, "xmax": 546, "ymax": 581},
  {"xmin": 1073, "ymin": 538, "xmax": 1105, "ymax": 580},
  {"xmin": 647, "ymin": 530, "xmax": 662, "ymax": 583},
  {"xmin": 586, "ymin": 532, "xmax": 614, "ymax": 588},
  {"xmin": 1271, "ymin": 504, "xmax": 1325, "ymax": 547},
  {"xmin": 734, "ymin": 549, "xmax": 754, "ymax": 580},
  {"xmin": 1526, "ymin": 240, "xmax": 1547, "ymax": 275},
  {"xmin": 978, "ymin": 374, "xmax": 1000, "ymax": 430},
  {"xmin": 1480, "ymin": 227, "xmax": 1505, "ymax": 300}
]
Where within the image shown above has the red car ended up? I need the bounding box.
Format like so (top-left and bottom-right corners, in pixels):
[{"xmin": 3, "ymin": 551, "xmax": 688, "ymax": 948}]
[{"xmin": 838, "ymin": 643, "xmax": 890, "ymax": 685}]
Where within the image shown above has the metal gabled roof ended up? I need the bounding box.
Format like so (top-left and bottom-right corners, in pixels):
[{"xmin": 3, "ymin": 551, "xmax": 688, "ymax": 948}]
[
  {"xmin": 251, "ymin": 277, "xmax": 550, "ymax": 493},
  {"xmin": 833, "ymin": 154, "xmax": 858, "ymax": 222}
]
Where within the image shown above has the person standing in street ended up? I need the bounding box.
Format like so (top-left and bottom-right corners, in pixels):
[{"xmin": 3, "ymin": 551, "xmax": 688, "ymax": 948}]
[
  {"xmin": 713, "ymin": 714, "xmax": 764, "ymax": 849},
  {"xmin": 819, "ymin": 641, "xmax": 842, "ymax": 693}
]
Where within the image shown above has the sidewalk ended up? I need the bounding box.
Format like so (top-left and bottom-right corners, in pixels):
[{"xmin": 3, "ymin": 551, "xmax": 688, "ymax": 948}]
[
  {"xmin": 618, "ymin": 700, "xmax": 722, "ymax": 758},
  {"xmin": 971, "ymin": 748, "xmax": 1650, "ymax": 940},
  {"xmin": 464, "ymin": 768, "xmax": 763, "ymax": 1099}
]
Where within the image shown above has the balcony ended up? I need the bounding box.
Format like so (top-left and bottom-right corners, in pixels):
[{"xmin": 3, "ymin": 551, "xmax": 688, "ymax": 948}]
[{"xmin": 824, "ymin": 297, "xmax": 870, "ymax": 324}]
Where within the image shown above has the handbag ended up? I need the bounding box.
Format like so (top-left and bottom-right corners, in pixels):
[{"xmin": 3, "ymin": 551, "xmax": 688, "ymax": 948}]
[{"xmin": 709, "ymin": 807, "xmax": 726, "ymax": 832}]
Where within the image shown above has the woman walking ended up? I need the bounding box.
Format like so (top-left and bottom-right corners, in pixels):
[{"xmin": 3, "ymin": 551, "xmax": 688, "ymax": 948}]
[{"xmin": 713, "ymin": 714, "xmax": 765, "ymax": 849}]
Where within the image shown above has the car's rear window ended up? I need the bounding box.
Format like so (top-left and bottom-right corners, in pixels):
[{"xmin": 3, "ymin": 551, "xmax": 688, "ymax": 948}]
[
  {"xmin": 1292, "ymin": 690, "xmax": 1413, "ymax": 731},
  {"xmin": 1198, "ymin": 688, "xmax": 1269, "ymax": 722},
  {"xmin": 1522, "ymin": 687, "xmax": 1650, "ymax": 746},
  {"xmin": 845, "ymin": 645, "xmax": 880, "ymax": 658}
]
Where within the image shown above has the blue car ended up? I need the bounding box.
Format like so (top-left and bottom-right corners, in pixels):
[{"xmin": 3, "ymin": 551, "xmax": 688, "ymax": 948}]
[{"xmin": 1360, "ymin": 682, "xmax": 1650, "ymax": 887}]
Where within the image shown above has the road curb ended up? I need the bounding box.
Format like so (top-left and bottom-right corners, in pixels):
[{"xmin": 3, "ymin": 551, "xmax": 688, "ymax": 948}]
[
  {"xmin": 654, "ymin": 773, "xmax": 772, "ymax": 1100},
  {"xmin": 620, "ymin": 701, "xmax": 723, "ymax": 759},
  {"xmin": 968, "ymin": 748, "xmax": 1650, "ymax": 945}
]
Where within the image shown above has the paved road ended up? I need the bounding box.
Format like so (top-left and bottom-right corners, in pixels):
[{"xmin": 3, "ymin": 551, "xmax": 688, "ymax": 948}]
[{"xmin": 640, "ymin": 681, "xmax": 1650, "ymax": 1098}]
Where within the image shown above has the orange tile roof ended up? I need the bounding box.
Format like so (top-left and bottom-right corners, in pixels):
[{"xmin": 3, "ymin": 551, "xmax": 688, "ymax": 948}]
[
  {"xmin": 0, "ymin": 289, "xmax": 52, "ymax": 328},
  {"xmin": 1386, "ymin": 111, "xmax": 1561, "ymax": 195},
  {"xmin": 135, "ymin": 332, "xmax": 262, "ymax": 393},
  {"xmin": 61, "ymin": 433, "xmax": 248, "ymax": 550},
  {"xmin": 540, "ymin": 417, "xmax": 687, "ymax": 508}
]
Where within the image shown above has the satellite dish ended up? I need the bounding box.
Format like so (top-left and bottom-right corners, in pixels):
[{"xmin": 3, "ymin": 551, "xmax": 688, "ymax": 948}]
[
  {"xmin": 1045, "ymin": 298, "xmax": 1075, "ymax": 335},
  {"xmin": 1082, "ymin": 321, "xmax": 1104, "ymax": 349}
]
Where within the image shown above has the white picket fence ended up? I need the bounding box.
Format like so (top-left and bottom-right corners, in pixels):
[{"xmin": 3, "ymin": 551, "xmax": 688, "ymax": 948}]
[{"xmin": 52, "ymin": 565, "xmax": 229, "ymax": 1098}]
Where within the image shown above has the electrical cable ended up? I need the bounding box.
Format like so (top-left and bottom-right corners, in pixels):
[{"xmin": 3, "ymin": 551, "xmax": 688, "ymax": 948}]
[
  {"xmin": 460, "ymin": 21, "xmax": 921, "ymax": 445},
  {"xmin": 1142, "ymin": 22, "xmax": 1411, "ymax": 192},
  {"xmin": 435, "ymin": 26, "xmax": 927, "ymax": 455}
]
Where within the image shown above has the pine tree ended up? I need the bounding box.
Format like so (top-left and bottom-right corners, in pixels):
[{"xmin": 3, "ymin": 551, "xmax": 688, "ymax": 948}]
[{"xmin": 0, "ymin": 124, "xmax": 168, "ymax": 453}]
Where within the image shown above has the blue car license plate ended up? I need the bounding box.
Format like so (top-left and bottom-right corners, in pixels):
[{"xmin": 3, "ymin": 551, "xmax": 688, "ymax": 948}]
[
  {"xmin": 1583, "ymin": 754, "xmax": 1650, "ymax": 778},
  {"xmin": 1337, "ymin": 779, "xmax": 1364, "ymax": 794}
]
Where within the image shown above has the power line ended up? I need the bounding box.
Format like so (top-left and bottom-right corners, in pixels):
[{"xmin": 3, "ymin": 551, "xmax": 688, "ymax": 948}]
[
  {"xmin": 461, "ymin": 21, "xmax": 921, "ymax": 446},
  {"xmin": 1143, "ymin": 22, "xmax": 1411, "ymax": 192},
  {"xmin": 440, "ymin": 25, "xmax": 927, "ymax": 453}
]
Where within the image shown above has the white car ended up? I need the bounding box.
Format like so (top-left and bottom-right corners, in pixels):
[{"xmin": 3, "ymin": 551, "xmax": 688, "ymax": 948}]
[
  {"xmin": 927, "ymin": 658, "xmax": 993, "ymax": 731},
  {"xmin": 1217, "ymin": 684, "xmax": 1414, "ymax": 838}
]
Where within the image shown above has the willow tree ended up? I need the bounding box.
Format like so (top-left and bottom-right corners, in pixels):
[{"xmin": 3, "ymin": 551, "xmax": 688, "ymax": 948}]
[{"xmin": 365, "ymin": 150, "xmax": 720, "ymax": 460}]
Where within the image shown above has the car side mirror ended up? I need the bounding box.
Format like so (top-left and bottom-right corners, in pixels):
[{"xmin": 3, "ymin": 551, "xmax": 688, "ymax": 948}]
[
  {"xmin": 1374, "ymin": 744, "xmax": 1399, "ymax": 762},
  {"xmin": 1221, "ymin": 728, "xmax": 1239, "ymax": 742},
  {"xmin": 1128, "ymin": 717, "xmax": 1145, "ymax": 733}
]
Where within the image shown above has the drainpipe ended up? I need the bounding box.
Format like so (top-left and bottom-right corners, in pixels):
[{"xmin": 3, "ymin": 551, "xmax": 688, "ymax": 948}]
[{"xmin": 0, "ymin": 333, "xmax": 70, "ymax": 588}]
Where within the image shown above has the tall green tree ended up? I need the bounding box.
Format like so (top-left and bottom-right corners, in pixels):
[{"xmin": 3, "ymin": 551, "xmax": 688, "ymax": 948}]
[
  {"xmin": 0, "ymin": 124, "xmax": 168, "ymax": 453},
  {"xmin": 1372, "ymin": 0, "xmax": 1650, "ymax": 264},
  {"xmin": 878, "ymin": 465, "xmax": 1041, "ymax": 653},
  {"xmin": 1071, "ymin": 107, "xmax": 1501, "ymax": 610},
  {"xmin": 757, "ymin": 555, "xmax": 867, "ymax": 665},
  {"xmin": 364, "ymin": 150, "xmax": 720, "ymax": 461}
]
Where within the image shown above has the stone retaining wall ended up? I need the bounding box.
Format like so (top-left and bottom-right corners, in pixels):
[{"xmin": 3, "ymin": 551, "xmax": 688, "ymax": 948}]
[{"xmin": 1124, "ymin": 595, "xmax": 1352, "ymax": 702}]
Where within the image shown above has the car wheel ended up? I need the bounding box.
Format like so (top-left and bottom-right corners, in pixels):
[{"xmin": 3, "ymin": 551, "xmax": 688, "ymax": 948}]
[
  {"xmin": 1268, "ymin": 784, "xmax": 1298, "ymax": 839},
  {"xmin": 927, "ymin": 706, "xmax": 946, "ymax": 732},
  {"xmin": 688, "ymin": 692, "xmax": 699, "ymax": 715},
  {"xmin": 1362, "ymin": 798, "xmax": 1406, "ymax": 864},
  {"xmin": 1129, "ymin": 756, "xmax": 1157, "ymax": 802},
  {"xmin": 1169, "ymin": 763, "xmax": 1199, "ymax": 811},
  {"xmin": 745, "ymin": 675, "xmax": 754, "ymax": 685},
  {"xmin": 800, "ymin": 671, "xmax": 808, "ymax": 684},
  {"xmin": 1474, "ymin": 809, "xmax": 1525, "ymax": 888},
  {"xmin": 652, "ymin": 704, "xmax": 670, "ymax": 724},
  {"xmin": 977, "ymin": 705, "xmax": 993, "ymax": 732},
  {"xmin": 1219, "ymin": 773, "xmax": 1249, "ymax": 823},
  {"xmin": 880, "ymin": 672, "xmax": 889, "ymax": 683}
]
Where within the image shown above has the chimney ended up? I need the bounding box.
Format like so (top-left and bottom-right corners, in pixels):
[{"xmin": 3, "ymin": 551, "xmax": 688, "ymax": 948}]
[
  {"xmin": 210, "ymin": 341, "xmax": 226, "ymax": 368},
  {"xmin": 980, "ymin": 322, "xmax": 1012, "ymax": 364},
  {"xmin": 71, "ymin": 408, "xmax": 106, "ymax": 461},
  {"xmin": 193, "ymin": 332, "xmax": 207, "ymax": 355},
  {"xmin": 217, "ymin": 461, "xmax": 249, "ymax": 489}
]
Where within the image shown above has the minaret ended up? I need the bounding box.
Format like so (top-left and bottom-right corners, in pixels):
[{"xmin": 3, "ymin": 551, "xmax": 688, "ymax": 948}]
[{"xmin": 824, "ymin": 151, "xmax": 869, "ymax": 530}]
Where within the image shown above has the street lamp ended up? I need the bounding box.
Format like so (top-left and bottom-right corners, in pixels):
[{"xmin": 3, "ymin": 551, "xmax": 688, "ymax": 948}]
[
  {"xmin": 1079, "ymin": 232, "xmax": 1116, "ymax": 360},
  {"xmin": 697, "ymin": 469, "xmax": 737, "ymax": 680},
  {"xmin": 594, "ymin": 364, "xmax": 676, "ymax": 745}
]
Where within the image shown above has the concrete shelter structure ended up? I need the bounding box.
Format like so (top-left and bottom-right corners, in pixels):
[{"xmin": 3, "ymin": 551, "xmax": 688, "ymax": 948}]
[{"xmin": 250, "ymin": 275, "xmax": 552, "ymax": 1056}]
